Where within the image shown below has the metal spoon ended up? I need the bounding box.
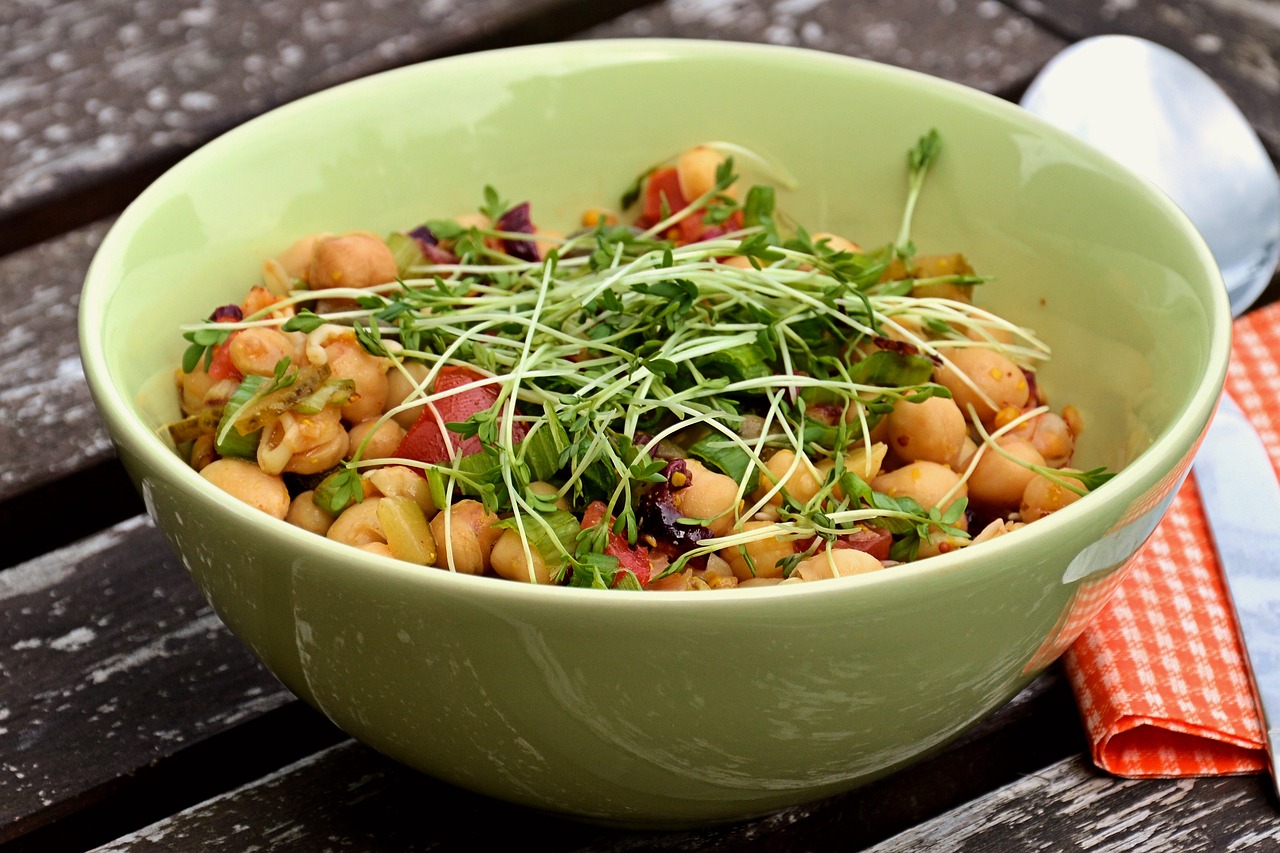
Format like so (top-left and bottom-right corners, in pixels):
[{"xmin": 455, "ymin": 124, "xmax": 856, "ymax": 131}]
[
  {"xmin": 1021, "ymin": 34, "xmax": 1280, "ymax": 316},
  {"xmin": 1022, "ymin": 34, "xmax": 1280, "ymax": 796}
]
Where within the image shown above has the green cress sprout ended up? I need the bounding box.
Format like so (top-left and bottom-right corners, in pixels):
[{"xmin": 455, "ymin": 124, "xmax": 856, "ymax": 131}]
[{"xmin": 175, "ymin": 131, "xmax": 1104, "ymax": 584}]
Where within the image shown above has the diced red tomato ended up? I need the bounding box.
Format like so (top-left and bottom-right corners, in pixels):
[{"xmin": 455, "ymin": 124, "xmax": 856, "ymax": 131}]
[
  {"xmin": 582, "ymin": 500, "xmax": 652, "ymax": 586},
  {"xmin": 641, "ymin": 167, "xmax": 687, "ymax": 225},
  {"xmin": 395, "ymin": 365, "xmax": 526, "ymax": 465},
  {"xmin": 637, "ymin": 167, "xmax": 742, "ymax": 245},
  {"xmin": 833, "ymin": 525, "xmax": 893, "ymax": 561},
  {"xmin": 793, "ymin": 526, "xmax": 893, "ymax": 562},
  {"xmin": 206, "ymin": 333, "xmax": 242, "ymax": 382}
]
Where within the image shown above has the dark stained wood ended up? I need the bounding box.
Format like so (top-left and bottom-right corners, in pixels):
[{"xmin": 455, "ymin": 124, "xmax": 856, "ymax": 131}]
[
  {"xmin": 587, "ymin": 0, "xmax": 1066, "ymax": 94},
  {"xmin": 0, "ymin": 0, "xmax": 654, "ymax": 255},
  {"xmin": 1007, "ymin": 0, "xmax": 1280, "ymax": 155},
  {"xmin": 868, "ymin": 755, "xmax": 1280, "ymax": 851},
  {"xmin": 86, "ymin": 674, "xmax": 1084, "ymax": 852},
  {"xmin": 0, "ymin": 516, "xmax": 308, "ymax": 843},
  {"xmin": 0, "ymin": 220, "xmax": 113, "ymax": 502}
]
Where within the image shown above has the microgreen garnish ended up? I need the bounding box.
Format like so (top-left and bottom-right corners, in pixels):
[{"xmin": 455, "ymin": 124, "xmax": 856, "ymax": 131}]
[
  {"xmin": 175, "ymin": 133, "xmax": 1112, "ymax": 587},
  {"xmin": 897, "ymin": 128, "xmax": 942, "ymax": 256}
]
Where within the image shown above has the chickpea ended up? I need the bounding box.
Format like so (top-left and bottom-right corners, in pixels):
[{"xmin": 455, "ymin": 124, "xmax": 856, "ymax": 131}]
[
  {"xmin": 287, "ymin": 490, "xmax": 336, "ymax": 535},
  {"xmin": 673, "ymin": 459, "xmax": 742, "ymax": 535},
  {"xmin": 533, "ymin": 228, "xmax": 564, "ymax": 257},
  {"xmin": 348, "ymin": 417, "xmax": 406, "ymax": 461},
  {"xmin": 308, "ymin": 232, "xmax": 398, "ymax": 290},
  {"xmin": 242, "ymin": 285, "xmax": 291, "ymax": 319},
  {"xmin": 967, "ymin": 437, "xmax": 1045, "ymax": 510},
  {"xmin": 871, "ymin": 461, "xmax": 967, "ymax": 525},
  {"xmin": 718, "ymin": 255, "xmax": 757, "ymax": 270},
  {"xmin": 228, "ymin": 327, "xmax": 299, "ymax": 377},
  {"xmin": 276, "ymin": 233, "xmax": 326, "ymax": 281},
  {"xmin": 201, "ymin": 458, "xmax": 290, "ymax": 519},
  {"xmin": 386, "ymin": 360, "xmax": 431, "ymax": 429},
  {"xmin": 719, "ymin": 521, "xmax": 795, "ymax": 580},
  {"xmin": 886, "ymin": 396, "xmax": 966, "ymax": 466},
  {"xmin": 649, "ymin": 570, "xmax": 694, "ymax": 591},
  {"xmin": 753, "ymin": 449, "xmax": 824, "ymax": 509},
  {"xmin": 934, "ymin": 347, "xmax": 1029, "ymax": 424},
  {"xmin": 794, "ymin": 548, "xmax": 883, "ymax": 581},
  {"xmin": 1020, "ymin": 471, "xmax": 1085, "ymax": 522},
  {"xmin": 177, "ymin": 366, "xmax": 236, "ymax": 416},
  {"xmin": 327, "ymin": 498, "xmax": 386, "ymax": 548},
  {"xmin": 490, "ymin": 528, "xmax": 552, "ymax": 584},
  {"xmin": 738, "ymin": 576, "xmax": 789, "ymax": 588},
  {"xmin": 676, "ymin": 145, "xmax": 730, "ymax": 201},
  {"xmin": 365, "ymin": 465, "xmax": 438, "ymax": 517},
  {"xmin": 1007, "ymin": 410, "xmax": 1075, "ymax": 469},
  {"xmin": 325, "ymin": 336, "xmax": 391, "ymax": 423},
  {"xmin": 257, "ymin": 407, "xmax": 349, "ymax": 475},
  {"xmin": 430, "ymin": 500, "xmax": 502, "ymax": 575},
  {"xmin": 529, "ymin": 480, "xmax": 570, "ymax": 511}
]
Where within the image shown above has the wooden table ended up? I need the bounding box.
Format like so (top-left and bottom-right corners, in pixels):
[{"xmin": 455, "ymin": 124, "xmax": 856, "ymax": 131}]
[{"xmin": 4, "ymin": 2, "xmax": 1280, "ymax": 849}]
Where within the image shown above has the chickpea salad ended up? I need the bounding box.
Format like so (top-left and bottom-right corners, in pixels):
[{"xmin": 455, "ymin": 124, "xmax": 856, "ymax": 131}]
[{"xmin": 169, "ymin": 133, "xmax": 1113, "ymax": 591}]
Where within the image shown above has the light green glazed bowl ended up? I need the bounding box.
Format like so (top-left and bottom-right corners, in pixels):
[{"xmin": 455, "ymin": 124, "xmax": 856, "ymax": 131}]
[{"xmin": 80, "ymin": 40, "xmax": 1229, "ymax": 826}]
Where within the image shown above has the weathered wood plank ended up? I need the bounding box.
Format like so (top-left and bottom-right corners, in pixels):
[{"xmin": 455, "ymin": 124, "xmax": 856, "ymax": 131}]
[
  {"xmin": 0, "ymin": 515, "xmax": 309, "ymax": 843},
  {"xmin": 0, "ymin": 0, "xmax": 1064, "ymax": 501},
  {"xmin": 0, "ymin": 220, "xmax": 113, "ymax": 502},
  {"xmin": 83, "ymin": 672, "xmax": 1084, "ymax": 851},
  {"xmin": 586, "ymin": 0, "xmax": 1066, "ymax": 95},
  {"xmin": 867, "ymin": 754, "xmax": 1280, "ymax": 851},
  {"xmin": 0, "ymin": 0, "xmax": 652, "ymax": 254},
  {"xmin": 1007, "ymin": 0, "xmax": 1280, "ymax": 154}
]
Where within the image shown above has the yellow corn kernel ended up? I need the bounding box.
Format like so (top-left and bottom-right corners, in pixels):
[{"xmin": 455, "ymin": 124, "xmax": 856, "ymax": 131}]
[
  {"xmin": 994, "ymin": 406, "xmax": 1023, "ymax": 429},
  {"xmin": 581, "ymin": 208, "xmax": 617, "ymax": 228}
]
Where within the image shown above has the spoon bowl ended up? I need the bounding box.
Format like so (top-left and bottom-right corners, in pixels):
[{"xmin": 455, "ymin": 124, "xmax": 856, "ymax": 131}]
[{"xmin": 1021, "ymin": 35, "xmax": 1280, "ymax": 316}]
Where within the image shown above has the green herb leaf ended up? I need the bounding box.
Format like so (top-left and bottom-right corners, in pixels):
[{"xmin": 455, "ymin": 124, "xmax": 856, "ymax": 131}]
[
  {"xmin": 283, "ymin": 310, "xmax": 327, "ymax": 333},
  {"xmin": 848, "ymin": 350, "xmax": 937, "ymax": 388},
  {"xmin": 314, "ymin": 467, "xmax": 364, "ymax": 515}
]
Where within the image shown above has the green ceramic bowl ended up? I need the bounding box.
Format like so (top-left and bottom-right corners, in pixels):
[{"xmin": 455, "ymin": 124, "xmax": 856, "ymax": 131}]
[{"xmin": 80, "ymin": 40, "xmax": 1229, "ymax": 826}]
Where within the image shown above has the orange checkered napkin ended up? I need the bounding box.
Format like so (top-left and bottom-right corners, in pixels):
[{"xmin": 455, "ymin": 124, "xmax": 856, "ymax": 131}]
[{"xmin": 1064, "ymin": 300, "xmax": 1280, "ymax": 778}]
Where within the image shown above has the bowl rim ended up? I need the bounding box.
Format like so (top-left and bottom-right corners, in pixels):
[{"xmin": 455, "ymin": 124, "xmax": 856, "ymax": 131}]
[{"xmin": 79, "ymin": 37, "xmax": 1232, "ymax": 607}]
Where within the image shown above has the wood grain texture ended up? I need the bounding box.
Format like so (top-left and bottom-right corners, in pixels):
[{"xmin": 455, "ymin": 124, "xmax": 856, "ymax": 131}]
[
  {"xmin": 867, "ymin": 755, "xmax": 1280, "ymax": 851},
  {"xmin": 0, "ymin": 515, "xmax": 295, "ymax": 841},
  {"xmin": 0, "ymin": 220, "xmax": 114, "ymax": 501},
  {"xmin": 82, "ymin": 674, "xmax": 1085, "ymax": 851},
  {"xmin": 1009, "ymin": 0, "xmax": 1280, "ymax": 154},
  {"xmin": 0, "ymin": 0, "xmax": 651, "ymax": 252},
  {"xmin": 586, "ymin": 0, "xmax": 1066, "ymax": 94}
]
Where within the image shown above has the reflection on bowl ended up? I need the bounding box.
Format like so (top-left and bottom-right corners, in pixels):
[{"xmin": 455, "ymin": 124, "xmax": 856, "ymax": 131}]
[{"xmin": 80, "ymin": 39, "xmax": 1228, "ymax": 826}]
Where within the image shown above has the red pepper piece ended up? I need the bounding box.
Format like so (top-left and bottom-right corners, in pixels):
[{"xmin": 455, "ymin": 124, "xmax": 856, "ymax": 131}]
[
  {"xmin": 640, "ymin": 167, "xmax": 688, "ymax": 225},
  {"xmin": 832, "ymin": 525, "xmax": 894, "ymax": 561},
  {"xmin": 206, "ymin": 332, "xmax": 242, "ymax": 382},
  {"xmin": 582, "ymin": 500, "xmax": 652, "ymax": 586},
  {"xmin": 395, "ymin": 365, "xmax": 525, "ymax": 465}
]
